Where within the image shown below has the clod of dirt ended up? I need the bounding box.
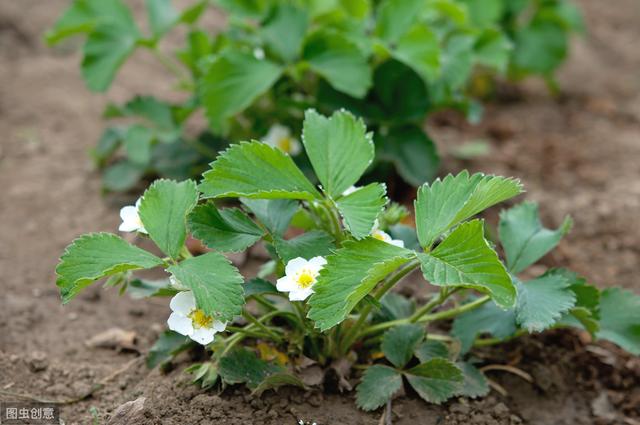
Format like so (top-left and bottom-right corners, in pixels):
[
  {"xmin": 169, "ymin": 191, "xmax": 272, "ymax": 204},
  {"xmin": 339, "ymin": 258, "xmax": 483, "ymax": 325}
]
[
  {"xmin": 107, "ymin": 397, "xmax": 146, "ymax": 425},
  {"xmin": 27, "ymin": 350, "xmax": 48, "ymax": 372},
  {"xmin": 85, "ymin": 328, "xmax": 137, "ymax": 352},
  {"xmin": 591, "ymin": 392, "xmax": 617, "ymax": 421}
]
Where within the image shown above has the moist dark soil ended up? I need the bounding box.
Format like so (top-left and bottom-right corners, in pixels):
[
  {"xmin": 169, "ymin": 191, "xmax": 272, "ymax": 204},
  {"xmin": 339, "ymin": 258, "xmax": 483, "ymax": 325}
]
[{"xmin": 1, "ymin": 1, "xmax": 639, "ymax": 424}]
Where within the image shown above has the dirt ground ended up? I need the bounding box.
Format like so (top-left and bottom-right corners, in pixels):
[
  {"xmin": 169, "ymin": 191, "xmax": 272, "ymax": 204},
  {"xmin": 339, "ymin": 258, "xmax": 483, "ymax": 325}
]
[{"xmin": 1, "ymin": 1, "xmax": 639, "ymax": 424}]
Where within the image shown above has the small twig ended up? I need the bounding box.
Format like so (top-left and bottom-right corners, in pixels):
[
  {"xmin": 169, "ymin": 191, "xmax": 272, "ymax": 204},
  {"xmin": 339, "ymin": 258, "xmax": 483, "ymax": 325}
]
[
  {"xmin": 0, "ymin": 356, "xmax": 142, "ymax": 405},
  {"xmin": 481, "ymin": 364, "xmax": 534, "ymax": 383},
  {"xmin": 487, "ymin": 378, "xmax": 508, "ymax": 397}
]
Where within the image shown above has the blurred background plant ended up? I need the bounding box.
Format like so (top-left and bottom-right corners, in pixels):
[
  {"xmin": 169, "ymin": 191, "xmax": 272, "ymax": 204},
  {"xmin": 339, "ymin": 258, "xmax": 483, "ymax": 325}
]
[{"xmin": 46, "ymin": 0, "xmax": 583, "ymax": 193}]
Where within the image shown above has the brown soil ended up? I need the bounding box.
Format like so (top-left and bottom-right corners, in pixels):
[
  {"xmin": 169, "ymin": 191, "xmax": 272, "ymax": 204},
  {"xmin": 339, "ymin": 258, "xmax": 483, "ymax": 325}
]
[{"xmin": 1, "ymin": 1, "xmax": 639, "ymax": 424}]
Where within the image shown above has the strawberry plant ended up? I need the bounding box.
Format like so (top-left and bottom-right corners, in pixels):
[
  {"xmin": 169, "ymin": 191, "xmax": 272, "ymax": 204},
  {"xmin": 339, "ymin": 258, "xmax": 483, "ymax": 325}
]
[
  {"xmin": 56, "ymin": 110, "xmax": 640, "ymax": 410},
  {"xmin": 47, "ymin": 0, "xmax": 581, "ymax": 191}
]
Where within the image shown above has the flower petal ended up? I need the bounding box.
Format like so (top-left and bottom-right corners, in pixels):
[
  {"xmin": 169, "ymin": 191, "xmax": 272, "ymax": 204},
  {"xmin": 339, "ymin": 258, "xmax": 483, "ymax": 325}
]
[
  {"xmin": 285, "ymin": 257, "xmax": 309, "ymax": 276},
  {"xmin": 307, "ymin": 256, "xmax": 327, "ymax": 271},
  {"xmin": 390, "ymin": 239, "xmax": 405, "ymax": 248},
  {"xmin": 289, "ymin": 287, "xmax": 314, "ymax": 301},
  {"xmin": 276, "ymin": 276, "xmax": 298, "ymax": 292},
  {"xmin": 212, "ymin": 320, "xmax": 227, "ymax": 333},
  {"xmin": 167, "ymin": 312, "xmax": 193, "ymax": 336},
  {"xmin": 170, "ymin": 291, "xmax": 196, "ymax": 314},
  {"xmin": 289, "ymin": 138, "xmax": 302, "ymax": 155},
  {"xmin": 190, "ymin": 327, "xmax": 216, "ymax": 345}
]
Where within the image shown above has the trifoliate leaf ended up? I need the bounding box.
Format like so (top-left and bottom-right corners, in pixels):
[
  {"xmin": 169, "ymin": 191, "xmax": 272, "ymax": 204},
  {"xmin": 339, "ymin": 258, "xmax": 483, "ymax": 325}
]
[
  {"xmin": 499, "ymin": 202, "xmax": 572, "ymax": 274},
  {"xmin": 415, "ymin": 171, "xmax": 523, "ymax": 248},
  {"xmin": 391, "ymin": 25, "xmax": 440, "ymax": 83},
  {"xmin": 356, "ymin": 365, "xmax": 403, "ymax": 411},
  {"xmin": 375, "ymin": 0, "xmax": 422, "ymax": 43},
  {"xmin": 200, "ymin": 51, "xmax": 282, "ymax": 132},
  {"xmin": 82, "ymin": 20, "xmax": 140, "ymax": 91},
  {"xmin": 261, "ymin": 3, "xmax": 308, "ymax": 62},
  {"xmin": 302, "ymin": 29, "xmax": 372, "ymax": 98},
  {"xmin": 167, "ymin": 252, "xmax": 244, "ymax": 322},
  {"xmin": 308, "ymin": 238, "xmax": 416, "ymax": 331},
  {"xmin": 199, "ymin": 142, "xmax": 320, "ymax": 200},
  {"xmin": 301, "ymin": 109, "xmax": 374, "ymax": 198},
  {"xmin": 337, "ymin": 183, "xmax": 387, "ymax": 239},
  {"xmin": 244, "ymin": 278, "xmax": 278, "ymax": 297},
  {"xmin": 138, "ymin": 179, "xmax": 198, "ymax": 259},
  {"xmin": 452, "ymin": 301, "xmax": 517, "ymax": 353},
  {"xmin": 414, "ymin": 340, "xmax": 449, "ymax": 362},
  {"xmin": 188, "ymin": 203, "xmax": 264, "ymax": 253},
  {"xmin": 456, "ymin": 362, "xmax": 489, "ymax": 398},
  {"xmin": 146, "ymin": 330, "xmax": 191, "ymax": 368},
  {"xmin": 515, "ymin": 273, "xmax": 576, "ymax": 332},
  {"xmin": 597, "ymin": 288, "xmax": 640, "ymax": 355},
  {"xmin": 378, "ymin": 125, "xmax": 439, "ymax": 187},
  {"xmin": 382, "ymin": 324, "xmax": 425, "ymax": 368},
  {"xmin": 145, "ymin": 0, "xmax": 179, "ymax": 39},
  {"xmin": 240, "ymin": 198, "xmax": 299, "ymax": 237},
  {"xmin": 419, "ymin": 220, "xmax": 515, "ymax": 309},
  {"xmin": 219, "ymin": 348, "xmax": 283, "ymax": 389},
  {"xmin": 56, "ymin": 233, "xmax": 163, "ymax": 303},
  {"xmin": 404, "ymin": 358, "xmax": 463, "ymax": 404},
  {"xmin": 274, "ymin": 231, "xmax": 334, "ymax": 264}
]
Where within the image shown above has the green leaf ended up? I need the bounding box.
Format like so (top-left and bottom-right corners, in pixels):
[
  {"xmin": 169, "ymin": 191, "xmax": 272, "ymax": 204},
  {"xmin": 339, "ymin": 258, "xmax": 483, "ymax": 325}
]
[
  {"xmin": 459, "ymin": 0, "xmax": 503, "ymax": 26},
  {"xmin": 199, "ymin": 142, "xmax": 320, "ymax": 200},
  {"xmin": 515, "ymin": 273, "xmax": 576, "ymax": 332},
  {"xmin": 261, "ymin": 3, "xmax": 308, "ymax": 62},
  {"xmin": 597, "ymin": 288, "xmax": 640, "ymax": 355},
  {"xmin": 512, "ymin": 20, "xmax": 567, "ymax": 75},
  {"xmin": 167, "ymin": 252, "xmax": 244, "ymax": 322},
  {"xmin": 104, "ymin": 95, "xmax": 176, "ymax": 131},
  {"xmin": 146, "ymin": 330, "xmax": 191, "ymax": 368},
  {"xmin": 81, "ymin": 20, "xmax": 140, "ymax": 91},
  {"xmin": 302, "ymin": 109, "xmax": 374, "ymax": 198},
  {"xmin": 474, "ymin": 28, "xmax": 512, "ymax": 73},
  {"xmin": 244, "ymin": 278, "xmax": 278, "ymax": 297},
  {"xmin": 452, "ymin": 301, "xmax": 517, "ymax": 353},
  {"xmin": 389, "ymin": 224, "xmax": 421, "ymax": 251},
  {"xmin": 382, "ymin": 324, "xmax": 425, "ymax": 368},
  {"xmin": 274, "ymin": 231, "xmax": 335, "ymax": 264},
  {"xmin": 499, "ymin": 202, "xmax": 572, "ymax": 274},
  {"xmin": 123, "ymin": 124, "xmax": 153, "ymax": 166},
  {"xmin": 356, "ymin": 365, "xmax": 403, "ymax": 411},
  {"xmin": 391, "ymin": 25, "xmax": 440, "ymax": 83},
  {"xmin": 56, "ymin": 233, "xmax": 163, "ymax": 303},
  {"xmin": 456, "ymin": 362, "xmax": 489, "ymax": 398},
  {"xmin": 127, "ymin": 278, "xmax": 177, "ymax": 299},
  {"xmin": 374, "ymin": 293, "xmax": 415, "ymax": 322},
  {"xmin": 308, "ymin": 238, "xmax": 416, "ymax": 331},
  {"xmin": 200, "ymin": 51, "xmax": 282, "ymax": 131},
  {"xmin": 378, "ymin": 125, "xmax": 439, "ymax": 186},
  {"xmin": 372, "ymin": 59, "xmax": 429, "ymax": 122},
  {"xmin": 303, "ymin": 29, "xmax": 372, "ymax": 98},
  {"xmin": 559, "ymin": 270, "xmax": 601, "ymax": 334},
  {"xmin": 146, "ymin": 0, "xmax": 179, "ymax": 39},
  {"xmin": 102, "ymin": 160, "xmax": 145, "ymax": 192},
  {"xmin": 375, "ymin": 0, "xmax": 422, "ymax": 43},
  {"xmin": 188, "ymin": 203, "xmax": 264, "ymax": 253},
  {"xmin": 138, "ymin": 179, "xmax": 199, "ymax": 259},
  {"xmin": 218, "ymin": 348, "xmax": 283, "ymax": 389},
  {"xmin": 415, "ymin": 171, "xmax": 523, "ymax": 248},
  {"xmin": 92, "ymin": 127, "xmax": 123, "ymax": 165},
  {"xmin": 414, "ymin": 340, "xmax": 449, "ymax": 362},
  {"xmin": 241, "ymin": 198, "xmax": 299, "ymax": 236},
  {"xmin": 337, "ymin": 183, "xmax": 388, "ymax": 239},
  {"xmin": 418, "ymin": 220, "xmax": 515, "ymax": 309},
  {"xmin": 404, "ymin": 358, "xmax": 463, "ymax": 404},
  {"xmin": 252, "ymin": 372, "xmax": 306, "ymax": 396},
  {"xmin": 45, "ymin": 0, "xmax": 136, "ymax": 45},
  {"xmin": 439, "ymin": 34, "xmax": 474, "ymax": 90}
]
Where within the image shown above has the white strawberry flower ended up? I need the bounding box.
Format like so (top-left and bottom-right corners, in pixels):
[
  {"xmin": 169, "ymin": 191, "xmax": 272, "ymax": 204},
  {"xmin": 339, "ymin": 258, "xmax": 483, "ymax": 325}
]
[
  {"xmin": 263, "ymin": 124, "xmax": 301, "ymax": 155},
  {"xmin": 167, "ymin": 291, "xmax": 226, "ymax": 345},
  {"xmin": 371, "ymin": 219, "xmax": 404, "ymax": 248},
  {"xmin": 118, "ymin": 198, "xmax": 147, "ymax": 234},
  {"xmin": 276, "ymin": 257, "xmax": 327, "ymax": 301}
]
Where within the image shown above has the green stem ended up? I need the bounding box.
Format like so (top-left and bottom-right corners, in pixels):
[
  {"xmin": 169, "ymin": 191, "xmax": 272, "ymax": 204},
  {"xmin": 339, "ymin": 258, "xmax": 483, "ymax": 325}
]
[
  {"xmin": 473, "ymin": 329, "xmax": 527, "ymax": 347},
  {"xmin": 149, "ymin": 47, "xmax": 190, "ymax": 83},
  {"xmin": 339, "ymin": 259, "xmax": 420, "ymax": 354},
  {"xmin": 225, "ymin": 326, "xmax": 273, "ymax": 339},
  {"xmin": 242, "ymin": 311, "xmax": 283, "ymax": 342},
  {"xmin": 219, "ymin": 310, "xmax": 282, "ymax": 357},
  {"xmin": 251, "ymin": 294, "xmax": 278, "ymax": 312},
  {"xmin": 409, "ymin": 288, "xmax": 454, "ymax": 323}
]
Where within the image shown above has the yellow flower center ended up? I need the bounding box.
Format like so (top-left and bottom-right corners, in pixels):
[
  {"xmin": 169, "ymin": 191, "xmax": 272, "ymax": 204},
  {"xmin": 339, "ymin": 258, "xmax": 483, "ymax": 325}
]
[
  {"xmin": 188, "ymin": 309, "xmax": 213, "ymax": 329},
  {"xmin": 277, "ymin": 136, "xmax": 292, "ymax": 153},
  {"xmin": 296, "ymin": 269, "xmax": 316, "ymax": 289},
  {"xmin": 373, "ymin": 231, "xmax": 386, "ymax": 241}
]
